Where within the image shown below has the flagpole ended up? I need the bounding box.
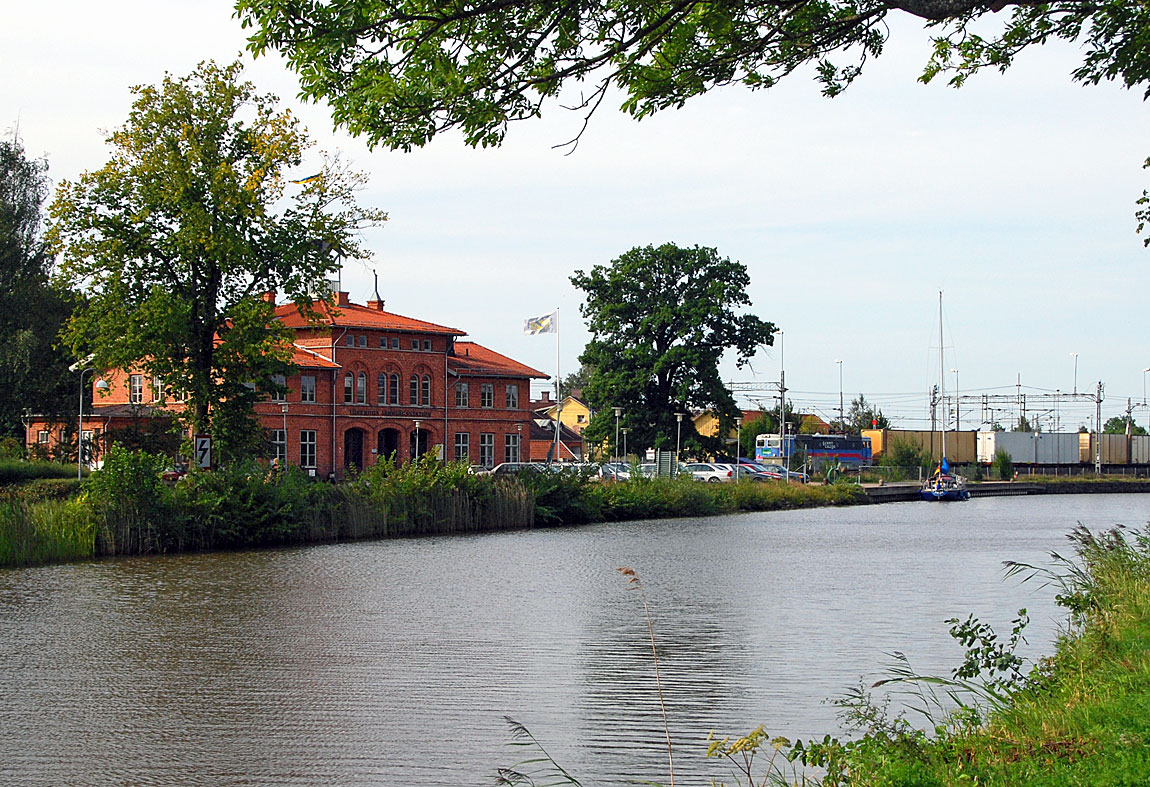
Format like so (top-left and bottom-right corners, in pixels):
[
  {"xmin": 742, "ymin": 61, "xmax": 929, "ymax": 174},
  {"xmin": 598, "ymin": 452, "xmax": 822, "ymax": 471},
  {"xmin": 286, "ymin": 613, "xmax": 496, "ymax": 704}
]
[{"xmin": 554, "ymin": 307, "xmax": 561, "ymax": 463}]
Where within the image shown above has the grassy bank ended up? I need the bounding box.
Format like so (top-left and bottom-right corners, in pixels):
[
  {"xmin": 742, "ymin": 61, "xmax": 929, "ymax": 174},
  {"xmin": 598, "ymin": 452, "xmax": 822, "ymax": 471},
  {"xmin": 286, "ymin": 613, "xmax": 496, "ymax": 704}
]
[{"xmin": 0, "ymin": 449, "xmax": 866, "ymax": 568}]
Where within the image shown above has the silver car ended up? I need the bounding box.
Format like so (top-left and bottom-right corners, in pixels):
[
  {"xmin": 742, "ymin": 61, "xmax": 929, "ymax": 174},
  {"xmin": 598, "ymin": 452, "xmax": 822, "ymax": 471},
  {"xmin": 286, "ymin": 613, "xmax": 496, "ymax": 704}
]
[{"xmin": 684, "ymin": 462, "xmax": 734, "ymax": 483}]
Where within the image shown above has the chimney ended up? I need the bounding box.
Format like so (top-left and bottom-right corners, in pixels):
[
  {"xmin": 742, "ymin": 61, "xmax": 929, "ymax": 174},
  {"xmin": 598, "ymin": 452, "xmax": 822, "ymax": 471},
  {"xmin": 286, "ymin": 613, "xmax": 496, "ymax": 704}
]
[
  {"xmin": 541, "ymin": 392, "xmax": 550, "ymax": 402},
  {"xmin": 366, "ymin": 298, "xmax": 385, "ymax": 311},
  {"xmin": 261, "ymin": 290, "xmax": 276, "ymax": 304},
  {"xmin": 336, "ymin": 291, "xmax": 350, "ymax": 307}
]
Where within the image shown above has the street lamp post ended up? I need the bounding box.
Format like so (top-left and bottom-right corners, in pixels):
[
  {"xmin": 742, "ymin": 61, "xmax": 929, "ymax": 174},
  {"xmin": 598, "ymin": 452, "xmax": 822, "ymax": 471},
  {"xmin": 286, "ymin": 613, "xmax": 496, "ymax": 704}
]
[
  {"xmin": 76, "ymin": 368, "xmax": 108, "ymax": 481},
  {"xmin": 675, "ymin": 412, "xmax": 684, "ymax": 460},
  {"xmin": 613, "ymin": 406, "xmax": 621, "ymax": 465},
  {"xmin": 1071, "ymin": 352, "xmax": 1078, "ymax": 395},
  {"xmin": 517, "ymin": 423, "xmax": 523, "ymax": 463},
  {"xmin": 281, "ymin": 404, "xmax": 289, "ymax": 465},
  {"xmin": 621, "ymin": 428, "xmax": 628, "ymax": 464},
  {"xmin": 413, "ymin": 419, "xmax": 422, "ymax": 460},
  {"xmin": 735, "ymin": 416, "xmax": 743, "ymax": 465},
  {"xmin": 834, "ymin": 360, "xmax": 844, "ymax": 433}
]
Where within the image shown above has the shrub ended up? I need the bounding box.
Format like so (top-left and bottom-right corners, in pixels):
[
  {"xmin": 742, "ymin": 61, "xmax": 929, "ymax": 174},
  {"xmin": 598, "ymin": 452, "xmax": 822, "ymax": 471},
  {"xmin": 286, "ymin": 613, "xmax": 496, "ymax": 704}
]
[
  {"xmin": 992, "ymin": 449, "xmax": 1014, "ymax": 481},
  {"xmin": 0, "ymin": 460, "xmax": 78, "ymax": 484}
]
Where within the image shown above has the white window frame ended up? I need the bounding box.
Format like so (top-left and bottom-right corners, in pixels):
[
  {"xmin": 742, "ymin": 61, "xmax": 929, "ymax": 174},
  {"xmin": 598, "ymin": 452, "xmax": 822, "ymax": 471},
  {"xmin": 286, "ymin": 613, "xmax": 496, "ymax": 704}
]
[
  {"xmin": 271, "ymin": 429, "xmax": 286, "ymax": 464},
  {"xmin": 454, "ymin": 432, "xmax": 469, "ymax": 463},
  {"xmin": 300, "ymin": 430, "xmax": 317, "ymax": 468},
  {"xmin": 481, "ymin": 383, "xmax": 494, "ymax": 408},
  {"xmin": 455, "ymin": 382, "xmax": 469, "ymax": 408},
  {"xmin": 479, "ymin": 433, "xmax": 495, "ymax": 468},
  {"xmin": 129, "ymin": 374, "xmax": 143, "ymax": 404},
  {"xmin": 300, "ymin": 375, "xmax": 316, "ymax": 403},
  {"xmin": 504, "ymin": 433, "xmax": 521, "ymax": 464},
  {"xmin": 505, "ymin": 384, "xmax": 519, "ymax": 409}
]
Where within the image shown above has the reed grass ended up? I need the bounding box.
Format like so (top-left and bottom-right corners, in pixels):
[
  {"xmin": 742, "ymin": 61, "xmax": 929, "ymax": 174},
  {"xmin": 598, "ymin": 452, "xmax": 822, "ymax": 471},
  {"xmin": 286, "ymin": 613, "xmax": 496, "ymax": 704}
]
[{"xmin": 0, "ymin": 499, "xmax": 95, "ymax": 566}]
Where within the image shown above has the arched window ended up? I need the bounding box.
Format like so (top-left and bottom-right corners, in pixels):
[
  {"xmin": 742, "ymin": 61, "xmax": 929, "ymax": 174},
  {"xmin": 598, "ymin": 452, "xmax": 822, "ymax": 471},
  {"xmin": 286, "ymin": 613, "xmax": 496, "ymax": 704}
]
[
  {"xmin": 357, "ymin": 371, "xmax": 367, "ymax": 404},
  {"xmin": 409, "ymin": 375, "xmax": 419, "ymax": 405},
  {"xmin": 388, "ymin": 373, "xmax": 399, "ymax": 405},
  {"xmin": 343, "ymin": 372, "xmax": 353, "ymax": 404},
  {"xmin": 377, "ymin": 373, "xmax": 386, "ymax": 406},
  {"xmin": 421, "ymin": 375, "xmax": 431, "ymax": 406}
]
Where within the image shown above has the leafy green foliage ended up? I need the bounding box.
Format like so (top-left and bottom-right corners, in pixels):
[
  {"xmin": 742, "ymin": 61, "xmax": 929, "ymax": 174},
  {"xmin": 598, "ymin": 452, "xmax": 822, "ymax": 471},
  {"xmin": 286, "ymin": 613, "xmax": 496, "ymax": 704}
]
[
  {"xmin": 879, "ymin": 439, "xmax": 932, "ymax": 479},
  {"xmin": 845, "ymin": 394, "xmax": 889, "ymax": 434},
  {"xmin": 49, "ymin": 60, "xmax": 386, "ymax": 462},
  {"xmin": 0, "ymin": 136, "xmax": 76, "ymax": 438},
  {"xmin": 1104, "ymin": 414, "xmax": 1148, "ymax": 435},
  {"xmin": 993, "ymin": 447, "xmax": 1014, "ymax": 480},
  {"xmin": 237, "ymin": 1, "xmax": 1150, "ymax": 154},
  {"xmin": 573, "ymin": 243, "xmax": 774, "ymax": 457}
]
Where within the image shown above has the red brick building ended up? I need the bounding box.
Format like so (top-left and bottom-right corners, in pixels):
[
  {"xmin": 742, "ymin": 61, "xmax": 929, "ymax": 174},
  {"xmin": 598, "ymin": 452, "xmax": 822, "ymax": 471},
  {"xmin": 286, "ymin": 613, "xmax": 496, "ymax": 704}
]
[{"xmin": 28, "ymin": 291, "xmax": 548, "ymax": 479}]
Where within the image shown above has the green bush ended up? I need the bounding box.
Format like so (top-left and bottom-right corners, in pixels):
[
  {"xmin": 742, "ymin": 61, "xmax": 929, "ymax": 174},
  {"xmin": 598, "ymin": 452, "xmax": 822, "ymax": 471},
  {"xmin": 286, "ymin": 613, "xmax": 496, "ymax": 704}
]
[
  {"xmin": 992, "ymin": 448, "xmax": 1014, "ymax": 481},
  {"xmin": 0, "ymin": 460, "xmax": 78, "ymax": 484},
  {"xmin": 879, "ymin": 441, "xmax": 932, "ymax": 481},
  {"xmin": 0, "ymin": 477, "xmax": 82, "ymax": 503},
  {"xmin": 0, "ymin": 437, "xmax": 25, "ymax": 460}
]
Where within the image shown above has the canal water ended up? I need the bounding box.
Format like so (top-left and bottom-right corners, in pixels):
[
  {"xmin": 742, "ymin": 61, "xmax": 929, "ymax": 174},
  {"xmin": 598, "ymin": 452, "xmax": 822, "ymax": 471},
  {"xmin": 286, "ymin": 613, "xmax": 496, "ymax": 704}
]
[{"xmin": 2, "ymin": 494, "xmax": 1147, "ymax": 785}]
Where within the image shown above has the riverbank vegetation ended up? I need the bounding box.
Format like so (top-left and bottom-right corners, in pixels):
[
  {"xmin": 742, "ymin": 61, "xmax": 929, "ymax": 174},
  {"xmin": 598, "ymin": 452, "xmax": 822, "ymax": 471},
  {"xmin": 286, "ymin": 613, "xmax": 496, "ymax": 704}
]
[{"xmin": 0, "ymin": 449, "xmax": 865, "ymax": 568}]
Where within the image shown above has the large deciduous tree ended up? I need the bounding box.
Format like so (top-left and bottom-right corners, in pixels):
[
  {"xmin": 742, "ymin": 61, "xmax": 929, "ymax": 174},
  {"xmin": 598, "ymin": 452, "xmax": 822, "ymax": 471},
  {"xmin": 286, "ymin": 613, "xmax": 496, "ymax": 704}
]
[
  {"xmin": 0, "ymin": 136, "xmax": 75, "ymax": 440},
  {"xmin": 572, "ymin": 243, "xmax": 774, "ymax": 455},
  {"xmin": 49, "ymin": 61, "xmax": 387, "ymax": 461},
  {"xmin": 235, "ymin": 1, "xmax": 1150, "ymax": 151}
]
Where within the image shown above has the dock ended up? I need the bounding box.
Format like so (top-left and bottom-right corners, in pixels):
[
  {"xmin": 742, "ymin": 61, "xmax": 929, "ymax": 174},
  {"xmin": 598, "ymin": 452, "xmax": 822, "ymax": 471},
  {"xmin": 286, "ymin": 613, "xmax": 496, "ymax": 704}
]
[{"xmin": 860, "ymin": 481, "xmax": 1044, "ymax": 503}]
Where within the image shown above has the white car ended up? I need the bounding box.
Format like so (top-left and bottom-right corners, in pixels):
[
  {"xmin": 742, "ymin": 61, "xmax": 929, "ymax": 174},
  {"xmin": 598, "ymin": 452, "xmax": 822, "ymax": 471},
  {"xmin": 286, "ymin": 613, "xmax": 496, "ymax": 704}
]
[{"xmin": 684, "ymin": 462, "xmax": 734, "ymax": 483}]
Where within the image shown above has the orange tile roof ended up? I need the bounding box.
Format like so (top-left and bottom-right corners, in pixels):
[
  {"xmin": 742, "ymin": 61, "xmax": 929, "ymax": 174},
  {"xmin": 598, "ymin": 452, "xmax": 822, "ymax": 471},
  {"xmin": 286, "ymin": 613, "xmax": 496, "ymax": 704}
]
[
  {"xmin": 452, "ymin": 342, "xmax": 548, "ymax": 379},
  {"xmin": 274, "ymin": 299, "xmax": 464, "ymax": 335}
]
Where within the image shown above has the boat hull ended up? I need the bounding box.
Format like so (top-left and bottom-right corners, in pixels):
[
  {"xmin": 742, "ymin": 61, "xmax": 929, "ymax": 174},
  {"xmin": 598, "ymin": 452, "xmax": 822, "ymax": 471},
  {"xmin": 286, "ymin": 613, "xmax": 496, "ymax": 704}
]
[{"xmin": 919, "ymin": 487, "xmax": 970, "ymax": 502}]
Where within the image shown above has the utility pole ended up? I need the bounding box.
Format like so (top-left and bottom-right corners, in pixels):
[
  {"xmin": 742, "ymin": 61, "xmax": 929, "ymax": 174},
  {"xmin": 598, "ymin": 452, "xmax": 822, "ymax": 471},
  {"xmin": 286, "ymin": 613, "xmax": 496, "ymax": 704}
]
[{"xmin": 1095, "ymin": 381, "xmax": 1104, "ymax": 475}]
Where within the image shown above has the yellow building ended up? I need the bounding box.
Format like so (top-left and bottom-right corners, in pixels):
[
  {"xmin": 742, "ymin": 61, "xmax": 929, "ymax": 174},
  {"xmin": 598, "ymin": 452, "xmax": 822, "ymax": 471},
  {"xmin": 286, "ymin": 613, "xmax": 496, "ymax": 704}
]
[{"xmin": 534, "ymin": 394, "xmax": 592, "ymax": 435}]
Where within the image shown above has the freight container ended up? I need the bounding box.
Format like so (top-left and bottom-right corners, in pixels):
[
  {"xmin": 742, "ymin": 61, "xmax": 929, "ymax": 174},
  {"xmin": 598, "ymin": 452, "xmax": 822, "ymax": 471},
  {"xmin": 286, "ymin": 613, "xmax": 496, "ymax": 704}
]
[
  {"xmin": 1132, "ymin": 435, "xmax": 1150, "ymax": 465},
  {"xmin": 978, "ymin": 432, "xmax": 1079, "ymax": 465},
  {"xmin": 1079, "ymin": 433, "xmax": 1131, "ymax": 465},
  {"xmin": 863, "ymin": 429, "xmax": 976, "ymax": 464}
]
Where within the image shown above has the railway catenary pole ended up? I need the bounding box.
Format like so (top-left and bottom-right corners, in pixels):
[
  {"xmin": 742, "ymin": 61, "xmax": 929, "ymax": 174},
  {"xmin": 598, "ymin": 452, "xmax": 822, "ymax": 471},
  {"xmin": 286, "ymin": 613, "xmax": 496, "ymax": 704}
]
[{"xmin": 1096, "ymin": 381, "xmax": 1104, "ymax": 475}]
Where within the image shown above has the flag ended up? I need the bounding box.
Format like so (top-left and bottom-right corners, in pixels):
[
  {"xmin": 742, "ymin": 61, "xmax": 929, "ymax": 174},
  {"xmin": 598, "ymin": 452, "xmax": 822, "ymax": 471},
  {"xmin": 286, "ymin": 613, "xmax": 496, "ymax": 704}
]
[
  {"xmin": 524, "ymin": 311, "xmax": 556, "ymax": 335},
  {"xmin": 290, "ymin": 173, "xmax": 322, "ymax": 184}
]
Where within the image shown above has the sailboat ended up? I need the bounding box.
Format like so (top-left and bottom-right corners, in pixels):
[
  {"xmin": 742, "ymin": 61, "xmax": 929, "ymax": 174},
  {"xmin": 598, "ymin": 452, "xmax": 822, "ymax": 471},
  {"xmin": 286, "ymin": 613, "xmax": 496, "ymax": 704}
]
[{"xmin": 920, "ymin": 292, "xmax": 970, "ymax": 502}]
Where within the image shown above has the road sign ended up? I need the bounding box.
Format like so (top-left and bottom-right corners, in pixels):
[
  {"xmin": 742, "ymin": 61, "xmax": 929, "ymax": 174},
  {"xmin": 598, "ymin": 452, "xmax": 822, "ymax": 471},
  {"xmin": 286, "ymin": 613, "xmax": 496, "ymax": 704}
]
[{"xmin": 194, "ymin": 434, "xmax": 212, "ymax": 470}]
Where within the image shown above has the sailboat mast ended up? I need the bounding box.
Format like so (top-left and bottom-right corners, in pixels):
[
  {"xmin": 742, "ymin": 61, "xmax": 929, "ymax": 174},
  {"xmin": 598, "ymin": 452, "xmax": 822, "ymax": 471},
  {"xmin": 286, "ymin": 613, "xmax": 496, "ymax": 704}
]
[{"xmin": 939, "ymin": 291, "xmax": 946, "ymax": 461}]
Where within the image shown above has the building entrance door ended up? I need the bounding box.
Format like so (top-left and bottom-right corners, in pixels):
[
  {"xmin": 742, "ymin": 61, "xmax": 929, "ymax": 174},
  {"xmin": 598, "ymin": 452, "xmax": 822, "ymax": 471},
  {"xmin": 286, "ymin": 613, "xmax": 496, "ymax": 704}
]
[
  {"xmin": 344, "ymin": 428, "xmax": 364, "ymax": 470},
  {"xmin": 378, "ymin": 428, "xmax": 400, "ymax": 462}
]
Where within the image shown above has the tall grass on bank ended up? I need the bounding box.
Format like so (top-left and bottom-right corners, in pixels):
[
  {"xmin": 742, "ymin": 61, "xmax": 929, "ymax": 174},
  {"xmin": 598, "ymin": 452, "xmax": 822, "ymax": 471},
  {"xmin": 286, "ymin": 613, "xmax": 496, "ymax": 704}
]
[{"xmin": 0, "ymin": 500, "xmax": 94, "ymax": 566}]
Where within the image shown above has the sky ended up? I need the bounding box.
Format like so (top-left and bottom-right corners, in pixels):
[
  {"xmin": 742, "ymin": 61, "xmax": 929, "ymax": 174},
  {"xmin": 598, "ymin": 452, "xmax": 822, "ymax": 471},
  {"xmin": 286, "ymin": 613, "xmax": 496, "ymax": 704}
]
[{"xmin": 4, "ymin": 1, "xmax": 1149, "ymax": 432}]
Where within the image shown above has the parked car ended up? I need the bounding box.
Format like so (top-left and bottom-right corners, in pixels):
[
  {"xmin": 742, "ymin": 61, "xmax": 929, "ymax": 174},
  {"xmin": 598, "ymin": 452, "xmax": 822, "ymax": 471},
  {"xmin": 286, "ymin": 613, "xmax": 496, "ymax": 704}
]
[
  {"xmin": 684, "ymin": 462, "xmax": 734, "ymax": 482},
  {"xmin": 716, "ymin": 463, "xmax": 773, "ymax": 482},
  {"xmin": 479, "ymin": 462, "xmax": 547, "ymax": 476},
  {"xmin": 738, "ymin": 460, "xmax": 808, "ymax": 483}
]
